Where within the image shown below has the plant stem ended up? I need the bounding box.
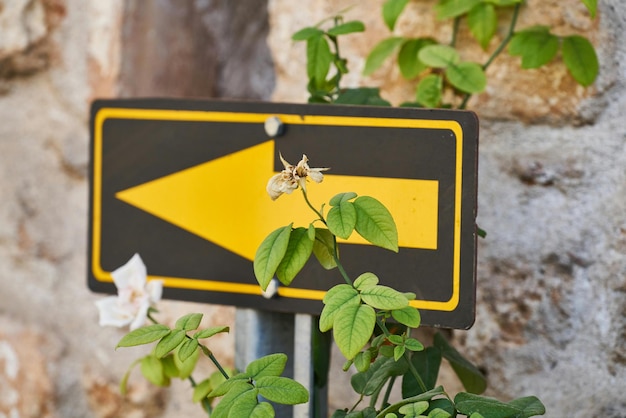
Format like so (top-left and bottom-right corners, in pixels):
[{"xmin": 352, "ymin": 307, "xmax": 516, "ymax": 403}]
[
  {"xmin": 301, "ymin": 188, "xmax": 327, "ymax": 226},
  {"xmin": 458, "ymin": 3, "xmax": 522, "ymax": 110},
  {"xmin": 483, "ymin": 3, "xmax": 521, "ymax": 72},
  {"xmin": 450, "ymin": 17, "xmax": 461, "ymax": 47},
  {"xmin": 376, "ymin": 317, "xmax": 428, "ymax": 393},
  {"xmin": 381, "ymin": 376, "xmax": 396, "ymax": 409},
  {"xmin": 301, "ymin": 188, "xmax": 353, "ymax": 285}
]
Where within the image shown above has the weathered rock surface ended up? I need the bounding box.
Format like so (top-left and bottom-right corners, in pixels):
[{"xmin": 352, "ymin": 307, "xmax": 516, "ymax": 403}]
[
  {"xmin": 0, "ymin": 0, "xmax": 624, "ymax": 417},
  {"xmin": 0, "ymin": 316, "xmax": 58, "ymax": 418}
]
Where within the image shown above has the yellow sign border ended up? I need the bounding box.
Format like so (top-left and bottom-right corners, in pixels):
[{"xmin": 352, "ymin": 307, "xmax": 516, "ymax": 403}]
[{"xmin": 92, "ymin": 108, "xmax": 464, "ymax": 311}]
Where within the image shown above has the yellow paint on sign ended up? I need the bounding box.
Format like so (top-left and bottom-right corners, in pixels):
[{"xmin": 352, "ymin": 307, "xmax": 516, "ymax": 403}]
[{"xmin": 115, "ymin": 140, "xmax": 439, "ymax": 262}]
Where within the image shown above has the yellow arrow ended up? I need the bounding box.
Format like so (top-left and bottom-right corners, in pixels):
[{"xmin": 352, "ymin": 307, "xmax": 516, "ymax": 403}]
[{"xmin": 115, "ymin": 140, "xmax": 438, "ymax": 261}]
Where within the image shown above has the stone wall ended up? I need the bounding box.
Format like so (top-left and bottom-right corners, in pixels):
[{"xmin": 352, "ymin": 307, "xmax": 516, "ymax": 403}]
[{"xmin": 0, "ymin": 0, "xmax": 624, "ymax": 417}]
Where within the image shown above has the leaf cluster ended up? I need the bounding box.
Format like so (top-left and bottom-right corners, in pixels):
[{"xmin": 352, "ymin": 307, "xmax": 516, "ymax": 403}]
[
  {"xmin": 254, "ymin": 193, "xmax": 399, "ymax": 291},
  {"xmin": 360, "ymin": 0, "xmax": 598, "ymax": 108},
  {"xmin": 206, "ymin": 353, "xmax": 308, "ymax": 417},
  {"xmin": 116, "ymin": 314, "xmax": 230, "ymax": 399},
  {"xmin": 333, "ymin": 333, "xmax": 544, "ymax": 417}
]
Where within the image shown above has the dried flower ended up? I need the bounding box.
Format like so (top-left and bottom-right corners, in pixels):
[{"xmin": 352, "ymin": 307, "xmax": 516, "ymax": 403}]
[
  {"xmin": 266, "ymin": 153, "xmax": 329, "ymax": 200},
  {"xmin": 95, "ymin": 254, "xmax": 163, "ymax": 330}
]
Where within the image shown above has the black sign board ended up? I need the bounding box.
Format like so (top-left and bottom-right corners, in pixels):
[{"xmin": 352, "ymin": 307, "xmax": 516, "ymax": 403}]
[{"xmin": 88, "ymin": 99, "xmax": 478, "ymax": 329}]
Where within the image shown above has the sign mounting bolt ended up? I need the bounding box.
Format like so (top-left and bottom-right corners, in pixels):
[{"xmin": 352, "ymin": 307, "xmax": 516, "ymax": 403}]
[{"xmin": 264, "ymin": 116, "xmax": 285, "ymax": 137}]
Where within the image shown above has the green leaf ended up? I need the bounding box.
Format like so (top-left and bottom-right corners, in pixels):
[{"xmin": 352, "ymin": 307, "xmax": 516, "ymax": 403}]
[
  {"xmin": 175, "ymin": 313, "xmax": 203, "ymax": 331},
  {"xmin": 467, "ymin": 3, "xmax": 497, "ymax": 50},
  {"xmin": 508, "ymin": 396, "xmax": 546, "ymax": 417},
  {"xmin": 246, "ymin": 353, "xmax": 288, "ymax": 379},
  {"xmin": 353, "ymin": 196, "xmax": 398, "ymax": 252},
  {"xmin": 312, "ymin": 228, "xmax": 337, "ymax": 269},
  {"xmin": 334, "ymin": 303, "xmax": 376, "ymax": 359},
  {"xmin": 483, "ymin": 0, "xmax": 522, "ymax": 5},
  {"xmin": 209, "ymin": 372, "xmax": 250, "ymax": 397},
  {"xmin": 256, "ymin": 376, "xmax": 309, "ymax": 405},
  {"xmin": 249, "ymin": 402, "xmax": 275, "ymax": 418},
  {"xmin": 174, "ymin": 342, "xmax": 199, "ymax": 379},
  {"xmin": 427, "ymin": 407, "xmax": 453, "ymax": 418},
  {"xmin": 354, "ymin": 349, "xmax": 373, "ymax": 372},
  {"xmin": 292, "ymin": 27, "xmax": 324, "ymax": 41},
  {"xmin": 435, "ymin": 0, "xmax": 481, "ymax": 19},
  {"xmin": 116, "ymin": 324, "xmax": 171, "ymax": 348},
  {"xmin": 434, "ymin": 333, "xmax": 486, "ymax": 394},
  {"xmin": 119, "ymin": 358, "xmax": 141, "ymax": 395},
  {"xmin": 307, "ymin": 35, "xmax": 333, "ymax": 90},
  {"xmin": 383, "ymin": 0, "xmax": 410, "ymax": 31},
  {"xmin": 140, "ymin": 354, "xmax": 169, "ymax": 387},
  {"xmin": 398, "ymin": 38, "xmax": 437, "ymax": 79},
  {"xmin": 320, "ymin": 284, "xmax": 360, "ymax": 332},
  {"xmin": 392, "ymin": 306, "xmax": 421, "ymax": 328},
  {"xmin": 388, "ymin": 334, "xmax": 404, "ymax": 345},
  {"xmin": 327, "ymin": 20, "xmax": 365, "ymax": 36},
  {"xmin": 363, "ymin": 37, "xmax": 405, "ymax": 76},
  {"xmin": 194, "ymin": 326, "xmax": 229, "ymax": 340},
  {"xmin": 403, "ymin": 347, "xmax": 442, "ymax": 397},
  {"xmin": 335, "ymin": 88, "xmax": 391, "ymax": 106},
  {"xmin": 399, "ymin": 401, "xmax": 429, "ymax": 416},
  {"xmin": 328, "ymin": 201, "xmax": 357, "ymax": 239},
  {"xmin": 446, "ymin": 62, "xmax": 487, "ymax": 93},
  {"xmin": 377, "ymin": 387, "xmax": 446, "ymax": 417},
  {"xmin": 254, "ymin": 225, "xmax": 292, "ymax": 290},
  {"xmin": 416, "ymin": 74, "xmax": 443, "ymax": 107},
  {"xmin": 211, "ymin": 382, "xmax": 256, "ymax": 418},
  {"xmin": 580, "ymin": 0, "xmax": 597, "ymax": 18},
  {"xmin": 361, "ymin": 285, "xmax": 408, "ymax": 310},
  {"xmin": 562, "ymin": 35, "xmax": 598, "ymax": 86},
  {"xmin": 426, "ymin": 399, "xmax": 456, "ymax": 417},
  {"xmin": 418, "ymin": 44, "xmax": 460, "ymax": 68},
  {"xmin": 455, "ymin": 393, "xmax": 533, "ymax": 418},
  {"xmin": 178, "ymin": 338, "xmax": 199, "ymax": 363},
  {"xmin": 193, "ymin": 378, "xmax": 213, "ymax": 403},
  {"xmin": 330, "ymin": 192, "xmax": 358, "ymax": 206},
  {"xmin": 155, "ymin": 329, "xmax": 186, "ymax": 358},
  {"xmin": 275, "ymin": 227, "xmax": 314, "ymax": 286},
  {"xmin": 509, "ymin": 26, "xmax": 559, "ymax": 69},
  {"xmin": 351, "ymin": 356, "xmax": 408, "ymax": 396},
  {"xmin": 394, "ymin": 344, "xmax": 406, "ymax": 361},
  {"xmin": 404, "ymin": 338, "xmax": 424, "ymax": 352},
  {"xmin": 161, "ymin": 354, "xmax": 180, "ymax": 378},
  {"xmin": 353, "ymin": 272, "xmax": 380, "ymax": 291}
]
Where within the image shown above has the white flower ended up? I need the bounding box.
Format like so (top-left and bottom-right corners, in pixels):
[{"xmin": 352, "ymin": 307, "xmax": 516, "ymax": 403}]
[
  {"xmin": 95, "ymin": 254, "xmax": 163, "ymax": 330},
  {"xmin": 266, "ymin": 153, "xmax": 329, "ymax": 200}
]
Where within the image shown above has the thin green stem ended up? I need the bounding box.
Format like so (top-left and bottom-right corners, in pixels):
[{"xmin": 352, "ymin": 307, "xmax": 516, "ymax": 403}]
[
  {"xmin": 450, "ymin": 17, "xmax": 461, "ymax": 47},
  {"xmin": 483, "ymin": 3, "xmax": 521, "ymax": 71},
  {"xmin": 301, "ymin": 188, "xmax": 326, "ymax": 226},
  {"xmin": 332, "ymin": 239, "xmax": 353, "ymax": 286},
  {"xmin": 458, "ymin": 3, "xmax": 522, "ymax": 110},
  {"xmin": 375, "ymin": 317, "xmax": 427, "ymax": 393},
  {"xmin": 208, "ymin": 350, "xmax": 230, "ymax": 380}
]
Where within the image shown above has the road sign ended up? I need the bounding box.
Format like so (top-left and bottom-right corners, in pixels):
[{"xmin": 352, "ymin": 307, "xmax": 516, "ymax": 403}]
[{"xmin": 88, "ymin": 99, "xmax": 478, "ymax": 329}]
